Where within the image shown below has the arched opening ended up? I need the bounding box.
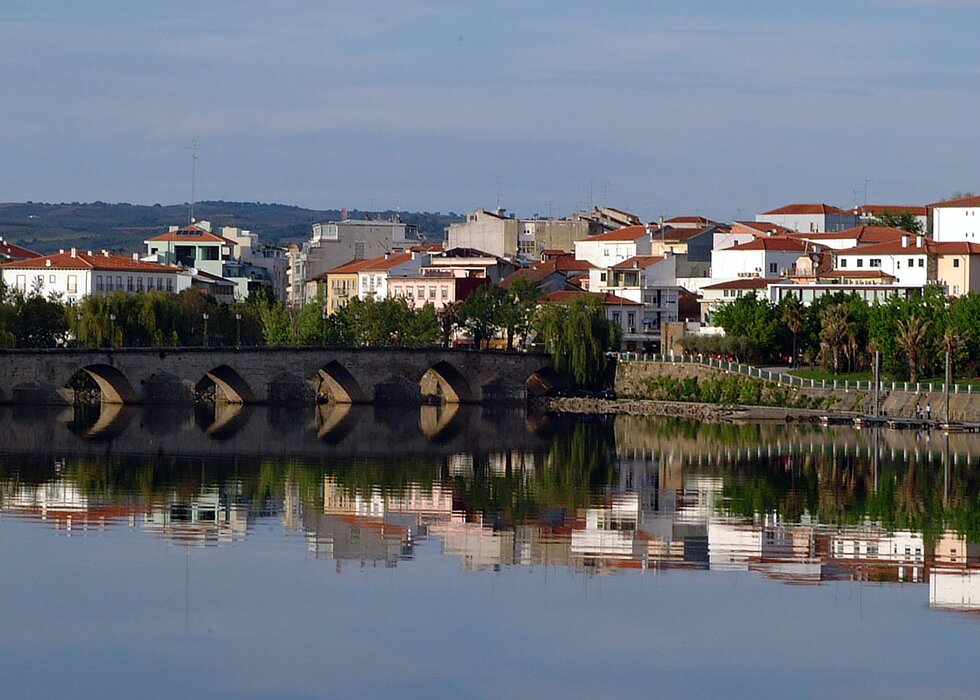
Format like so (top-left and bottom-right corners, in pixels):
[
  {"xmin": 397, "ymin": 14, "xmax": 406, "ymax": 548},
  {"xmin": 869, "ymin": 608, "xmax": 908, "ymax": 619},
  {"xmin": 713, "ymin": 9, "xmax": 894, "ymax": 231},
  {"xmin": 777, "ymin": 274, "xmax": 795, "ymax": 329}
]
[
  {"xmin": 315, "ymin": 402, "xmax": 363, "ymax": 443},
  {"xmin": 420, "ymin": 361, "xmax": 474, "ymax": 404},
  {"xmin": 317, "ymin": 361, "xmax": 367, "ymax": 403},
  {"xmin": 481, "ymin": 377, "xmax": 528, "ymax": 403},
  {"xmin": 67, "ymin": 364, "xmax": 138, "ymax": 404},
  {"xmin": 419, "ymin": 402, "xmax": 465, "ymax": 440},
  {"xmin": 194, "ymin": 365, "xmax": 256, "ymax": 404}
]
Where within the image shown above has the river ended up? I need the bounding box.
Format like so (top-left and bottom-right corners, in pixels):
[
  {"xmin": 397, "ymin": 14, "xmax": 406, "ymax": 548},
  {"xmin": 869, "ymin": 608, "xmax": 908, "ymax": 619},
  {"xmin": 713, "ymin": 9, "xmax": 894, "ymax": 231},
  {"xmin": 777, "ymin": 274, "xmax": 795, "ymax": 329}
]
[{"xmin": 1, "ymin": 405, "xmax": 978, "ymax": 698}]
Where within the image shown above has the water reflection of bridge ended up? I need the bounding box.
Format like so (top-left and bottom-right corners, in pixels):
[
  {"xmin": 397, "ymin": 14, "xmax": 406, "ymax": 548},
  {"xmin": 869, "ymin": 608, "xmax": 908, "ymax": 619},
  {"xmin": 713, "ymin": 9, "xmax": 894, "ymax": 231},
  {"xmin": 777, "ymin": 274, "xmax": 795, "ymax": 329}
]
[{"xmin": 0, "ymin": 403, "xmax": 552, "ymax": 458}]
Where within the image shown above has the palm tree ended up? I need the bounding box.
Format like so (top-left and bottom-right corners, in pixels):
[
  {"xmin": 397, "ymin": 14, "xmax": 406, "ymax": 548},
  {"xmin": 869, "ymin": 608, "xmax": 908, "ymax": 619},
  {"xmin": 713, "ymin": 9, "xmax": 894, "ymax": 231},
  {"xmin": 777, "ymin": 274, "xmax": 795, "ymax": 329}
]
[
  {"xmin": 780, "ymin": 297, "xmax": 804, "ymax": 367},
  {"xmin": 942, "ymin": 327, "xmax": 966, "ymax": 384},
  {"xmin": 819, "ymin": 304, "xmax": 850, "ymax": 374},
  {"xmin": 895, "ymin": 315, "xmax": 933, "ymax": 383}
]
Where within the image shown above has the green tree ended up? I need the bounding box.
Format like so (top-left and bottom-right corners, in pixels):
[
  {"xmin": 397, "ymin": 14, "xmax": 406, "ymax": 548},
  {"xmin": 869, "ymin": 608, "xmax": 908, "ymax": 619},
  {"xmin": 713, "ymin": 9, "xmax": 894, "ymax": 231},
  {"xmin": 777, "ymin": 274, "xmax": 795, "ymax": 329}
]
[
  {"xmin": 896, "ymin": 314, "xmax": 932, "ymax": 383},
  {"xmin": 459, "ymin": 284, "xmax": 507, "ymax": 349},
  {"xmin": 535, "ymin": 296, "xmax": 616, "ymax": 387},
  {"xmin": 872, "ymin": 208, "xmax": 923, "ymax": 234}
]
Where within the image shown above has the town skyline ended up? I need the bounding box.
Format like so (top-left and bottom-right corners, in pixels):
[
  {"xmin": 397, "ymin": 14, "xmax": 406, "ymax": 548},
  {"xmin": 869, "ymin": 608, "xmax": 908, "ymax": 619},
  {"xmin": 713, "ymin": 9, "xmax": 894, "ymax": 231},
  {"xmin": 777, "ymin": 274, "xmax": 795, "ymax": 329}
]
[{"xmin": 4, "ymin": 1, "xmax": 979, "ymax": 222}]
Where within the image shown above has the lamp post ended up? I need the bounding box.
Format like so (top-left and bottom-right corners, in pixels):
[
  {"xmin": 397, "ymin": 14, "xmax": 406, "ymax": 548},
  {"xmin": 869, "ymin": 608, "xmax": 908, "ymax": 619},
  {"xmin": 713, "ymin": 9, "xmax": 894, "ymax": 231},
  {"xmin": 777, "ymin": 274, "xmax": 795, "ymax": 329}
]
[
  {"xmin": 202, "ymin": 312, "xmax": 210, "ymax": 348},
  {"xmin": 76, "ymin": 312, "xmax": 83, "ymax": 348},
  {"xmin": 235, "ymin": 312, "xmax": 242, "ymax": 348},
  {"xmin": 108, "ymin": 313, "xmax": 116, "ymax": 349},
  {"xmin": 321, "ymin": 307, "xmax": 328, "ymax": 346}
]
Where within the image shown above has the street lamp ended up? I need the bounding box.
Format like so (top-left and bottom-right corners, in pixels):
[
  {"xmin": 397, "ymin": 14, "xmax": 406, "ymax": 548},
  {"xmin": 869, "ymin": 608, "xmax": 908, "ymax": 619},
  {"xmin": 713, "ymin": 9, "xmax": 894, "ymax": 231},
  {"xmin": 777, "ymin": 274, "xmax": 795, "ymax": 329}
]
[
  {"xmin": 76, "ymin": 312, "xmax": 83, "ymax": 348},
  {"xmin": 235, "ymin": 312, "xmax": 242, "ymax": 348},
  {"xmin": 202, "ymin": 312, "xmax": 210, "ymax": 348},
  {"xmin": 108, "ymin": 313, "xmax": 116, "ymax": 349},
  {"xmin": 321, "ymin": 306, "xmax": 328, "ymax": 346}
]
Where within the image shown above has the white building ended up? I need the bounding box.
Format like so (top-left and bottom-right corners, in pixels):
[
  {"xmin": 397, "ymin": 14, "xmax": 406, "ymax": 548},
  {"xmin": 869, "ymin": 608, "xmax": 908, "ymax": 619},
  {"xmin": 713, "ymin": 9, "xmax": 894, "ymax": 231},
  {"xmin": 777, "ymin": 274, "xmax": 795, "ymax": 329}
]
[
  {"xmin": 357, "ymin": 252, "xmax": 428, "ymax": 301},
  {"xmin": 929, "ymin": 195, "xmax": 980, "ymax": 242},
  {"xmin": 2, "ymin": 248, "xmax": 188, "ymax": 304},
  {"xmin": 590, "ymin": 254, "xmax": 679, "ymax": 346},
  {"xmin": 757, "ymin": 203, "xmax": 858, "ymax": 233},
  {"xmin": 710, "ymin": 236, "xmax": 810, "ymax": 280},
  {"xmin": 833, "ymin": 234, "xmax": 934, "ymax": 286},
  {"xmin": 573, "ymin": 225, "xmax": 653, "ymax": 268}
]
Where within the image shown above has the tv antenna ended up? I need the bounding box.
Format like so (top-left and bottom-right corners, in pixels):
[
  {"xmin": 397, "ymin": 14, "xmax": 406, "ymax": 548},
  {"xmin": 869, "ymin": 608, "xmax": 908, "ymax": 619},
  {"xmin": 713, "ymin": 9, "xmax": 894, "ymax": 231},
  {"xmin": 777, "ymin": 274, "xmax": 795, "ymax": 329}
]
[{"xmin": 188, "ymin": 135, "xmax": 200, "ymax": 225}]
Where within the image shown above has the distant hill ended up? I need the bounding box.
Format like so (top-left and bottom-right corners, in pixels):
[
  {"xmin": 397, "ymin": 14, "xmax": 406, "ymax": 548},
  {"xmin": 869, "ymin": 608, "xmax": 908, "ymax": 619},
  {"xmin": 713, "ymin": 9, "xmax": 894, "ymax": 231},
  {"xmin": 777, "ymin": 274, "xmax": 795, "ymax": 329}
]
[{"xmin": 0, "ymin": 201, "xmax": 461, "ymax": 254}]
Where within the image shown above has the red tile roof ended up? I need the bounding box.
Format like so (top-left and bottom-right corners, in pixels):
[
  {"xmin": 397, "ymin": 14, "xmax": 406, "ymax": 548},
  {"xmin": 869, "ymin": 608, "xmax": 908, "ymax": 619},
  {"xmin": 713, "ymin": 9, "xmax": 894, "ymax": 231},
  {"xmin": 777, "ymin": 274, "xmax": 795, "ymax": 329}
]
[
  {"xmin": 725, "ymin": 237, "xmax": 808, "ymax": 252},
  {"xmin": 657, "ymin": 226, "xmax": 715, "ymax": 242},
  {"xmin": 583, "ymin": 225, "xmax": 649, "ymax": 242},
  {"xmin": 796, "ymin": 225, "xmax": 907, "ymax": 244},
  {"xmin": 834, "ymin": 237, "xmax": 930, "ymax": 256},
  {"xmin": 734, "ymin": 221, "xmax": 795, "ymax": 236},
  {"xmin": 931, "ymin": 242, "xmax": 980, "ymax": 255},
  {"xmin": 327, "ymin": 258, "xmax": 379, "ymax": 275},
  {"xmin": 1, "ymin": 250, "xmax": 178, "ymax": 273},
  {"xmin": 664, "ymin": 216, "xmax": 717, "ymax": 226},
  {"xmin": 611, "ymin": 255, "xmax": 667, "ymax": 270},
  {"xmin": 822, "ymin": 269, "xmax": 897, "ymax": 281},
  {"xmin": 701, "ymin": 278, "xmax": 773, "ymax": 291},
  {"xmin": 357, "ymin": 252, "xmax": 416, "ymax": 271},
  {"xmin": 0, "ymin": 238, "xmax": 41, "ymax": 260},
  {"xmin": 146, "ymin": 226, "xmax": 236, "ymax": 244},
  {"xmin": 531, "ymin": 254, "xmax": 595, "ymax": 272},
  {"xmin": 927, "ymin": 195, "xmax": 980, "ymax": 209},
  {"xmin": 761, "ymin": 203, "xmax": 848, "ymax": 216},
  {"xmin": 546, "ymin": 290, "xmax": 641, "ymax": 306}
]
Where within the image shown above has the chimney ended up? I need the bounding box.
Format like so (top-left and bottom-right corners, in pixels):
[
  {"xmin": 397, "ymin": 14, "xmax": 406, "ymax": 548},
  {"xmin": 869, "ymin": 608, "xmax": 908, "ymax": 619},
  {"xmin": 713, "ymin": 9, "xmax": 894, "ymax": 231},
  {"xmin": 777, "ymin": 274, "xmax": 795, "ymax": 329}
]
[
  {"xmin": 132, "ymin": 253, "xmax": 139, "ymax": 261},
  {"xmin": 45, "ymin": 259, "xmax": 52, "ymax": 267},
  {"xmin": 102, "ymin": 250, "xmax": 110, "ymax": 257},
  {"xmin": 901, "ymin": 234, "xmax": 909, "ymax": 248},
  {"xmin": 70, "ymin": 247, "xmax": 77, "ymax": 258},
  {"xmin": 59, "ymin": 249, "xmax": 64, "ymax": 254},
  {"xmin": 87, "ymin": 250, "xmax": 92, "ymax": 256},
  {"xmin": 916, "ymin": 234, "xmax": 924, "ymax": 248}
]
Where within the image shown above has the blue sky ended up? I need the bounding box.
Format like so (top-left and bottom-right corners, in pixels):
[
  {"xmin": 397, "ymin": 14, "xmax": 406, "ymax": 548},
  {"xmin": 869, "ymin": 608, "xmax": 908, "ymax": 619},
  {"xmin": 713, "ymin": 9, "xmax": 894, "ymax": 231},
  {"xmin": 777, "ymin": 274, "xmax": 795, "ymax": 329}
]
[{"xmin": 2, "ymin": 0, "xmax": 979, "ymax": 222}]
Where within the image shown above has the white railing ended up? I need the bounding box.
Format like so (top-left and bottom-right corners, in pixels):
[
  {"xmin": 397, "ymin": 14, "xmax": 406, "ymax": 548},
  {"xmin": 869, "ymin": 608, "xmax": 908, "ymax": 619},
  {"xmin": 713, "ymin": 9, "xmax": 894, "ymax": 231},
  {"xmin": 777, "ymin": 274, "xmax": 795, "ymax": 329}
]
[{"xmin": 609, "ymin": 352, "xmax": 974, "ymax": 395}]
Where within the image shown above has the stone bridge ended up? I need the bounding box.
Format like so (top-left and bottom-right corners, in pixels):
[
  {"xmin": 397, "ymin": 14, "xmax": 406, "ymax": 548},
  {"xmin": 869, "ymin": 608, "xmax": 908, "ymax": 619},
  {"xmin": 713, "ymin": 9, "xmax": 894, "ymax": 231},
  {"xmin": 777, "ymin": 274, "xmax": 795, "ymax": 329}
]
[{"xmin": 0, "ymin": 347, "xmax": 556, "ymax": 406}]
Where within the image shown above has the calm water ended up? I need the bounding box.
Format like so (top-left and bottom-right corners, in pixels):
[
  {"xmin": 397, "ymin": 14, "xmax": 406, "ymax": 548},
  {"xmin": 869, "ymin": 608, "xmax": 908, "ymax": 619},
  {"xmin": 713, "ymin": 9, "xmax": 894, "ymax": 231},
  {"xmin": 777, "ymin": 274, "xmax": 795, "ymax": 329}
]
[{"xmin": 2, "ymin": 405, "xmax": 980, "ymax": 699}]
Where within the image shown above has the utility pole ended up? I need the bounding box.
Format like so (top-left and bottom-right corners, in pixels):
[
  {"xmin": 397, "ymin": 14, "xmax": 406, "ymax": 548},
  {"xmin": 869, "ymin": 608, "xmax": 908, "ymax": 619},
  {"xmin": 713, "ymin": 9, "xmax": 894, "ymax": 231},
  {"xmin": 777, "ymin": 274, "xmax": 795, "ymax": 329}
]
[{"xmin": 189, "ymin": 135, "xmax": 199, "ymax": 225}]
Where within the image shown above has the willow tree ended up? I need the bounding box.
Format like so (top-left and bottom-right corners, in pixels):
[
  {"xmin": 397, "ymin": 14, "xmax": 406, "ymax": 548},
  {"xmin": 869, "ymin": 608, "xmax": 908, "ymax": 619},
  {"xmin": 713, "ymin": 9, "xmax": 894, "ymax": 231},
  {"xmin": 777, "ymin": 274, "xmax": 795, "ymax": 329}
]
[{"xmin": 534, "ymin": 296, "xmax": 617, "ymax": 388}]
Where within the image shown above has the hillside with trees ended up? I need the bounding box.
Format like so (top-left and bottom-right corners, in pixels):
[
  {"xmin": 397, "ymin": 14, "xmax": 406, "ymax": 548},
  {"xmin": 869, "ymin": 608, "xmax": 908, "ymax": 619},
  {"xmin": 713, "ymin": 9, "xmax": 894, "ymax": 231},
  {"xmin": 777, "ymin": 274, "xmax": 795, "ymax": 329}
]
[{"xmin": 0, "ymin": 201, "xmax": 460, "ymax": 253}]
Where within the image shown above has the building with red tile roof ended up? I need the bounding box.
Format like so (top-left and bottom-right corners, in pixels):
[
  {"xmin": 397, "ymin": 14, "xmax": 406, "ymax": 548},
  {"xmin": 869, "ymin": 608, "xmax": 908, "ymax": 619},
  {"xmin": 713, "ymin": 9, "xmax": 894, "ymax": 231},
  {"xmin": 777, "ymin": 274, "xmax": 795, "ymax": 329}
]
[
  {"xmin": 928, "ymin": 195, "xmax": 980, "ymax": 244},
  {"xmin": 0, "ymin": 236, "xmax": 41, "ymax": 263},
  {"xmin": 756, "ymin": 203, "xmax": 859, "ymax": 233},
  {"xmin": 1, "ymin": 248, "xmax": 187, "ymax": 302}
]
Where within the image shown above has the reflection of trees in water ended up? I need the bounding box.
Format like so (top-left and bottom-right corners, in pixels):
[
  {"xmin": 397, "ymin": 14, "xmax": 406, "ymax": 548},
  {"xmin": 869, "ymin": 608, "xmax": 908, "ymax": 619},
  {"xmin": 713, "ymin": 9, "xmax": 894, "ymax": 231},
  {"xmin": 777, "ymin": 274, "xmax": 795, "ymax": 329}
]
[{"xmin": 715, "ymin": 448, "xmax": 980, "ymax": 545}]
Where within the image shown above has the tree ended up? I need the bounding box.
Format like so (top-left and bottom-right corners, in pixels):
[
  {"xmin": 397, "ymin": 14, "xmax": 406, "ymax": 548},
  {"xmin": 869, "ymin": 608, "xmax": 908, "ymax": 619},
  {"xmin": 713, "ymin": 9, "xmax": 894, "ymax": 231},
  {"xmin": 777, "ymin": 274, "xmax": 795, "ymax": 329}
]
[
  {"xmin": 872, "ymin": 208, "xmax": 923, "ymax": 234},
  {"xmin": 437, "ymin": 300, "xmax": 462, "ymax": 348},
  {"xmin": 458, "ymin": 284, "xmax": 507, "ymax": 349},
  {"xmin": 779, "ymin": 295, "xmax": 805, "ymax": 366},
  {"xmin": 535, "ymin": 296, "xmax": 616, "ymax": 388},
  {"xmin": 819, "ymin": 304, "xmax": 851, "ymax": 374},
  {"xmin": 505, "ymin": 278, "xmax": 545, "ymax": 350},
  {"xmin": 895, "ymin": 314, "xmax": 933, "ymax": 383},
  {"xmin": 711, "ymin": 294, "xmax": 787, "ymax": 361}
]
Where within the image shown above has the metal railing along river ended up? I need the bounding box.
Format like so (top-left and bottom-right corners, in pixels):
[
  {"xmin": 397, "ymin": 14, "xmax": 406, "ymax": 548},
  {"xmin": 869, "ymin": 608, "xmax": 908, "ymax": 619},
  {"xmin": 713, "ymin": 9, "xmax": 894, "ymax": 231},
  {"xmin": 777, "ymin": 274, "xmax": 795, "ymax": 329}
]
[{"xmin": 610, "ymin": 352, "xmax": 975, "ymax": 395}]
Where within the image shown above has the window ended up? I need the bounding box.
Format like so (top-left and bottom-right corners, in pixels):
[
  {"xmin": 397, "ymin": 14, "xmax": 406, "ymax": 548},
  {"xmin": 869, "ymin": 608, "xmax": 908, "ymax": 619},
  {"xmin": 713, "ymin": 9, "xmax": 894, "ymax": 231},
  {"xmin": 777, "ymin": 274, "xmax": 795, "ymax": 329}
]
[
  {"xmin": 15, "ymin": 274, "xmax": 25, "ymax": 291},
  {"xmin": 627, "ymin": 311, "xmax": 635, "ymax": 331},
  {"xmin": 840, "ymin": 259, "xmax": 847, "ymax": 268},
  {"xmin": 600, "ymin": 272, "xmax": 607, "ymax": 282},
  {"xmin": 612, "ymin": 311, "xmax": 621, "ymax": 324},
  {"xmin": 870, "ymin": 258, "xmax": 881, "ymax": 267},
  {"xmin": 96, "ymin": 275, "xmax": 104, "ymax": 292},
  {"xmin": 908, "ymin": 258, "xmax": 914, "ymax": 267},
  {"xmin": 417, "ymin": 286, "xmax": 424, "ymax": 297},
  {"xmin": 769, "ymin": 262, "xmax": 777, "ymax": 274},
  {"xmin": 67, "ymin": 275, "xmax": 77, "ymax": 293},
  {"xmin": 49, "ymin": 274, "xmax": 56, "ymax": 283},
  {"xmin": 954, "ymin": 258, "xmax": 961, "ymax": 268},
  {"xmin": 857, "ymin": 259, "xmax": 864, "ymax": 268},
  {"xmin": 166, "ymin": 278, "xmax": 173, "ymax": 292},
  {"xmin": 441, "ymin": 287, "xmax": 448, "ymax": 299},
  {"xmin": 127, "ymin": 276, "xmax": 134, "ymax": 291},
  {"xmin": 137, "ymin": 277, "xmax": 144, "ymax": 291},
  {"xmin": 116, "ymin": 275, "xmax": 123, "ymax": 289},
  {"xmin": 429, "ymin": 286, "xmax": 436, "ymax": 299},
  {"xmin": 918, "ymin": 258, "xmax": 924, "ymax": 268},
  {"xmin": 157, "ymin": 278, "xmax": 163, "ymax": 290}
]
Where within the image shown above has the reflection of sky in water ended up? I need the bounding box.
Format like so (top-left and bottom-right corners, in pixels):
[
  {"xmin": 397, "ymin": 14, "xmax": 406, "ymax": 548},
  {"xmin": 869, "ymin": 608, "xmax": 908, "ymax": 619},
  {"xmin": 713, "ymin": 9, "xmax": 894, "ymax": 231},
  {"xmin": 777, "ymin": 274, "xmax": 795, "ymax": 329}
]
[{"xmin": 3, "ymin": 411, "xmax": 980, "ymax": 697}]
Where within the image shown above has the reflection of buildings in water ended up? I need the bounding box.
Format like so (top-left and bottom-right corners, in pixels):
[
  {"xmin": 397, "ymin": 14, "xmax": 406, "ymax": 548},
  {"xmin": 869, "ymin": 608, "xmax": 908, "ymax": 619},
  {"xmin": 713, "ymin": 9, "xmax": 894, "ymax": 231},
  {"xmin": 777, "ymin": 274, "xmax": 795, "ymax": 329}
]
[
  {"xmin": 929, "ymin": 533, "xmax": 980, "ymax": 611},
  {"xmin": 829, "ymin": 528, "xmax": 925, "ymax": 583},
  {"xmin": 307, "ymin": 477, "xmax": 456, "ymax": 566},
  {"xmin": 1, "ymin": 478, "xmax": 141, "ymax": 533},
  {"xmin": 142, "ymin": 487, "xmax": 250, "ymax": 546},
  {"xmin": 432, "ymin": 516, "xmax": 517, "ymax": 571},
  {"xmin": 446, "ymin": 451, "xmax": 538, "ymax": 480}
]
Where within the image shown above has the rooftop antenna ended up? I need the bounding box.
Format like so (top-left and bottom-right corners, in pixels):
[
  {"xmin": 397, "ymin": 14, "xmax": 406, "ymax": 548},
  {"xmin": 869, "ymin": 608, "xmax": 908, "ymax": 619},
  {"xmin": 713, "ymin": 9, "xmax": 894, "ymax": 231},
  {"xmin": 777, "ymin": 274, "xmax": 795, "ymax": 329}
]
[
  {"xmin": 547, "ymin": 200, "xmax": 555, "ymax": 218},
  {"xmin": 188, "ymin": 135, "xmax": 199, "ymax": 225},
  {"xmin": 495, "ymin": 177, "xmax": 503, "ymax": 211}
]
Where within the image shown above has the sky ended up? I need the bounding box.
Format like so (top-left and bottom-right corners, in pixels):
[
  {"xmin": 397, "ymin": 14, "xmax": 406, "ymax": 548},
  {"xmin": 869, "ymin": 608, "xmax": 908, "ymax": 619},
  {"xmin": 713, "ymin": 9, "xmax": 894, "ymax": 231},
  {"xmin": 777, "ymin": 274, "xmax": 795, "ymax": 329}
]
[{"xmin": 2, "ymin": 0, "xmax": 980, "ymax": 223}]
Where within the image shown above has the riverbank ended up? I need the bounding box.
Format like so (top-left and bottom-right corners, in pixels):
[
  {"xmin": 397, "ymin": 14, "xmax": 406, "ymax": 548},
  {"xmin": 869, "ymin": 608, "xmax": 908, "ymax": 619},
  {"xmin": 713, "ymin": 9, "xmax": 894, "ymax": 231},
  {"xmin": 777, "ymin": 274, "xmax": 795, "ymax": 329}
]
[{"xmin": 531, "ymin": 396, "xmax": 854, "ymax": 423}]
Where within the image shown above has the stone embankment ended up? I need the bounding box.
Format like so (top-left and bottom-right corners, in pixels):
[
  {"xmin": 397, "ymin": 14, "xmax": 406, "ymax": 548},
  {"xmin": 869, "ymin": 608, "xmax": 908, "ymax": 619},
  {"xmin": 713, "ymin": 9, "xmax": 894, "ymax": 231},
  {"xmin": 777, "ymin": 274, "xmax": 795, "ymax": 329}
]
[{"xmin": 529, "ymin": 396, "xmax": 841, "ymax": 422}]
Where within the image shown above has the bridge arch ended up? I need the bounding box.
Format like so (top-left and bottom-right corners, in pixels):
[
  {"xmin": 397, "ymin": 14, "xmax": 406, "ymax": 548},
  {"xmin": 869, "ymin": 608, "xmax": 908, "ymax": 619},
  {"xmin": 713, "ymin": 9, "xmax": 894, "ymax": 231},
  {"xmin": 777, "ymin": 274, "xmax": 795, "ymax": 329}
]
[
  {"xmin": 195, "ymin": 365, "xmax": 256, "ymax": 404},
  {"xmin": 317, "ymin": 360, "xmax": 368, "ymax": 403},
  {"xmin": 68, "ymin": 364, "xmax": 138, "ymax": 404},
  {"xmin": 421, "ymin": 361, "xmax": 474, "ymax": 404}
]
